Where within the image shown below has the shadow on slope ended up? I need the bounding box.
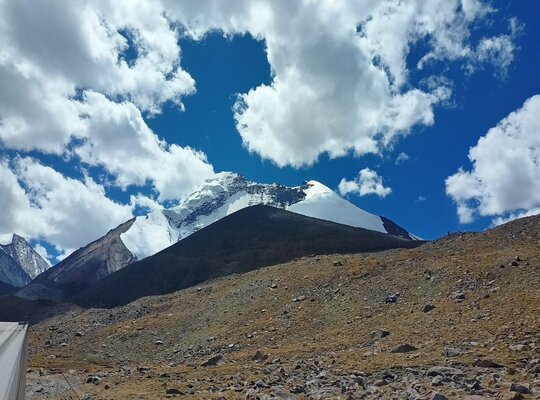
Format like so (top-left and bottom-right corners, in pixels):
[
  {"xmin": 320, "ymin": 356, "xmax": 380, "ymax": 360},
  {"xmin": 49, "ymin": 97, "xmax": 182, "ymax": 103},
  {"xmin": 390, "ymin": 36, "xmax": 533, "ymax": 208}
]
[
  {"xmin": 0, "ymin": 295, "xmax": 78, "ymax": 324},
  {"xmin": 76, "ymin": 205, "xmax": 423, "ymax": 308},
  {"xmin": 0, "ymin": 281, "xmax": 16, "ymax": 296}
]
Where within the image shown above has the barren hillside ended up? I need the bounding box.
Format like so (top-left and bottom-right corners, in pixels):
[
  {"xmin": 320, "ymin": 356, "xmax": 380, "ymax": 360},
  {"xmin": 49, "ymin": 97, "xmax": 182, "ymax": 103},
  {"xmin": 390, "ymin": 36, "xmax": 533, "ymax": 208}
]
[{"xmin": 26, "ymin": 215, "xmax": 540, "ymax": 399}]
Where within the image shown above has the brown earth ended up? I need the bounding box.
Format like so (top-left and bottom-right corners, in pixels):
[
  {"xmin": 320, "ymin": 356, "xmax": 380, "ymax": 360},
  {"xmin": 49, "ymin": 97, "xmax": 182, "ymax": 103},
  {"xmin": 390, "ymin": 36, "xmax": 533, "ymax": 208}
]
[{"xmin": 26, "ymin": 215, "xmax": 540, "ymax": 399}]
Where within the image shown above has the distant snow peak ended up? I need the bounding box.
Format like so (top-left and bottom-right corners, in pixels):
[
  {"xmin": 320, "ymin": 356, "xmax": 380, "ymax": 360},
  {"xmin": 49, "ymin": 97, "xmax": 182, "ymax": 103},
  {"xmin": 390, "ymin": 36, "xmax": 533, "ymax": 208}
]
[{"xmin": 120, "ymin": 172, "xmax": 416, "ymax": 261}]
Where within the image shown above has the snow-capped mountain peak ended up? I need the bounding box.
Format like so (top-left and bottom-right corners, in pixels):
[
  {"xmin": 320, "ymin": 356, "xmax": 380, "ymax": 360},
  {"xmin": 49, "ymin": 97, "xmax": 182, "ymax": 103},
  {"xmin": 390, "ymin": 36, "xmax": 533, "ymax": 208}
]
[
  {"xmin": 301, "ymin": 180, "xmax": 334, "ymax": 199},
  {"xmin": 120, "ymin": 173, "xmax": 416, "ymax": 261},
  {"xmin": 0, "ymin": 234, "xmax": 50, "ymax": 287}
]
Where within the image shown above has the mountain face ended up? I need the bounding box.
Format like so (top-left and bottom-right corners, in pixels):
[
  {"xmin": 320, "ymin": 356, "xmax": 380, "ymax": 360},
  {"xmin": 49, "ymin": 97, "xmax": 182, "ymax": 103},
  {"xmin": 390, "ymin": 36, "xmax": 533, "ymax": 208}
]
[
  {"xmin": 35, "ymin": 172, "xmax": 417, "ymax": 290},
  {"xmin": 0, "ymin": 234, "xmax": 49, "ymax": 287},
  {"xmin": 32, "ymin": 219, "xmax": 135, "ymax": 293},
  {"xmin": 120, "ymin": 172, "xmax": 417, "ymax": 261},
  {"xmin": 76, "ymin": 205, "xmax": 423, "ymax": 308}
]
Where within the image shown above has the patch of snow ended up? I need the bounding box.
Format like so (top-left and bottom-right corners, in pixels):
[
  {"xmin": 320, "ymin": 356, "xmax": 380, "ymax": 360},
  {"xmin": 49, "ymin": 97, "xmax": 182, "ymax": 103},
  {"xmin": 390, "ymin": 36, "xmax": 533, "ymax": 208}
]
[
  {"xmin": 409, "ymin": 233, "xmax": 424, "ymax": 241},
  {"xmin": 120, "ymin": 210, "xmax": 178, "ymax": 261},
  {"xmin": 287, "ymin": 181, "xmax": 386, "ymax": 234}
]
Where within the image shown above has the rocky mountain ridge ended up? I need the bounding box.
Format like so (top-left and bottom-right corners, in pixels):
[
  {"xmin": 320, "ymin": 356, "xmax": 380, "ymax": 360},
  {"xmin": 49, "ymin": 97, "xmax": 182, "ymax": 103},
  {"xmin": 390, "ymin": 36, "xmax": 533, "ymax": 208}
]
[
  {"xmin": 32, "ymin": 173, "xmax": 417, "ymax": 290},
  {"xmin": 0, "ymin": 234, "xmax": 49, "ymax": 287}
]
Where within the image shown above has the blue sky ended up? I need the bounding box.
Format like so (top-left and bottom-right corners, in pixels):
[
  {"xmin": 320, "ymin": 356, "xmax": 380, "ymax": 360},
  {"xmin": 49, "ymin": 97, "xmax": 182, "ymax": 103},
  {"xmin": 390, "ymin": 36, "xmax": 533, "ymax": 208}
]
[
  {"xmin": 0, "ymin": 0, "xmax": 539, "ymax": 263},
  {"xmin": 151, "ymin": 0, "xmax": 540, "ymax": 238}
]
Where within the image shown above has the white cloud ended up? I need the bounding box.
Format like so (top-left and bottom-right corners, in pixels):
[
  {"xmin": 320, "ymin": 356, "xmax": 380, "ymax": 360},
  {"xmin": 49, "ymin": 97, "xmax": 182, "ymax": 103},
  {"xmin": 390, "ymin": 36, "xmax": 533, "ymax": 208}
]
[
  {"xmin": 339, "ymin": 168, "xmax": 392, "ymax": 198},
  {"xmin": 0, "ymin": 0, "xmax": 194, "ymax": 116},
  {"xmin": 129, "ymin": 194, "xmax": 164, "ymax": 214},
  {"xmin": 396, "ymin": 152, "xmax": 410, "ymax": 164},
  {"xmin": 0, "ymin": 0, "xmax": 212, "ymax": 200},
  {"xmin": 491, "ymin": 207, "xmax": 540, "ymax": 226},
  {"xmin": 446, "ymin": 95, "xmax": 540, "ymax": 224},
  {"xmin": 415, "ymin": 195, "xmax": 427, "ymax": 203},
  {"xmin": 73, "ymin": 91, "xmax": 214, "ymax": 200},
  {"xmin": 0, "ymin": 0, "xmax": 517, "ymax": 172},
  {"xmin": 0, "ymin": 0, "xmax": 521, "ymax": 254},
  {"xmin": 0, "ymin": 157, "xmax": 133, "ymax": 257},
  {"xmin": 165, "ymin": 0, "xmax": 515, "ymax": 167}
]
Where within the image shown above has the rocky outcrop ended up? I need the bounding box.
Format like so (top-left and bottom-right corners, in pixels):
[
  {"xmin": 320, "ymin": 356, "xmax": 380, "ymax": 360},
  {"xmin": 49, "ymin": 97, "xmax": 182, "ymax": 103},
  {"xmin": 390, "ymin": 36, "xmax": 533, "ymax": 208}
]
[{"xmin": 30, "ymin": 219, "xmax": 135, "ymax": 297}]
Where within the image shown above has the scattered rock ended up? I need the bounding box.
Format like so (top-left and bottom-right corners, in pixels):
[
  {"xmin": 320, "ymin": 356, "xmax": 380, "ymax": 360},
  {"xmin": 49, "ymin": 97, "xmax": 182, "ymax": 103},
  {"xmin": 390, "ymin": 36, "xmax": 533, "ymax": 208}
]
[
  {"xmin": 443, "ymin": 346, "xmax": 462, "ymax": 357},
  {"xmin": 252, "ymin": 350, "xmax": 268, "ymax": 362},
  {"xmin": 473, "ymin": 358, "xmax": 504, "ymax": 368},
  {"xmin": 451, "ymin": 291, "xmax": 466, "ymax": 301},
  {"xmin": 332, "ymin": 260, "xmax": 343, "ymax": 266},
  {"xmin": 371, "ymin": 329, "xmax": 391, "ymax": 340},
  {"xmin": 423, "ymin": 303, "xmax": 436, "ymax": 313},
  {"xmin": 201, "ymin": 354, "xmax": 223, "ymax": 367},
  {"xmin": 289, "ymin": 385, "xmax": 305, "ymax": 394},
  {"xmin": 427, "ymin": 366, "xmax": 464, "ymax": 377},
  {"xmin": 510, "ymin": 382, "xmax": 532, "ymax": 394},
  {"xmin": 430, "ymin": 392, "xmax": 448, "ymax": 400},
  {"xmin": 431, "ymin": 375, "xmax": 444, "ymax": 386},
  {"xmin": 385, "ymin": 293, "xmax": 399, "ymax": 303},
  {"xmin": 86, "ymin": 376, "xmax": 101, "ymax": 385},
  {"xmin": 165, "ymin": 388, "xmax": 184, "ymax": 395},
  {"xmin": 509, "ymin": 344, "xmax": 526, "ymax": 352},
  {"xmin": 391, "ymin": 343, "xmax": 417, "ymax": 353},
  {"xmin": 466, "ymin": 379, "xmax": 482, "ymax": 390}
]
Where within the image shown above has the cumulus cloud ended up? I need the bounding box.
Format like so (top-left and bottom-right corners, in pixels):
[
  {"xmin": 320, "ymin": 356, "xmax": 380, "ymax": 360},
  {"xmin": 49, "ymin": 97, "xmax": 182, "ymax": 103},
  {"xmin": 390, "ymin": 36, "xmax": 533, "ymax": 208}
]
[
  {"xmin": 0, "ymin": 0, "xmax": 212, "ymax": 200},
  {"xmin": 0, "ymin": 157, "xmax": 133, "ymax": 259},
  {"xmin": 73, "ymin": 91, "xmax": 214, "ymax": 200},
  {"xmin": 339, "ymin": 168, "xmax": 392, "ymax": 198},
  {"xmin": 0, "ymin": 0, "xmax": 517, "ymax": 171},
  {"xmin": 129, "ymin": 194, "xmax": 164, "ymax": 215},
  {"xmin": 446, "ymin": 95, "xmax": 540, "ymax": 224},
  {"xmin": 0, "ymin": 0, "xmax": 521, "ymax": 254},
  {"xmin": 167, "ymin": 0, "xmax": 515, "ymax": 167}
]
